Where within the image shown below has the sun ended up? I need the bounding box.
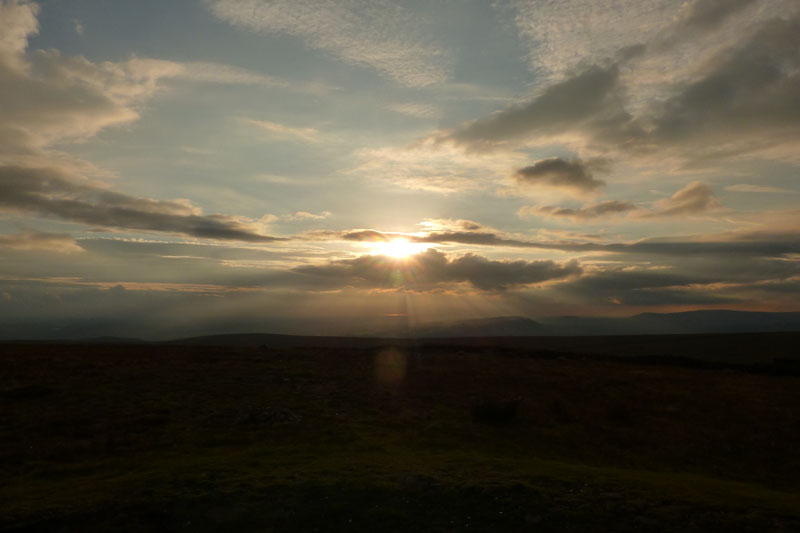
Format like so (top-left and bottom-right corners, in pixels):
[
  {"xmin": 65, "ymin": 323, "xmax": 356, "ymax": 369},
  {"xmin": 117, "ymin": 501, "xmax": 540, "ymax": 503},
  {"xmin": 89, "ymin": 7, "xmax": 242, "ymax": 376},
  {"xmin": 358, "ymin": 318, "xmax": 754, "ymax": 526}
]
[{"xmin": 369, "ymin": 238, "xmax": 426, "ymax": 258}]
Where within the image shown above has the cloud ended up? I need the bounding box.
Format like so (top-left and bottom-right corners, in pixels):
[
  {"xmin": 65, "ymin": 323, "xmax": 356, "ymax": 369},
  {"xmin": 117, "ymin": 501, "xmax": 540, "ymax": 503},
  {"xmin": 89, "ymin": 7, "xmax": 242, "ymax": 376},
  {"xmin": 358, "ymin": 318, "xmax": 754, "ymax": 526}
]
[
  {"xmin": 0, "ymin": 230, "xmax": 82, "ymax": 253},
  {"xmin": 521, "ymin": 200, "xmax": 636, "ymax": 221},
  {"xmin": 514, "ymin": 157, "xmax": 605, "ymax": 194},
  {"xmin": 645, "ymin": 15, "xmax": 800, "ymax": 155},
  {"xmin": 521, "ymin": 181, "xmax": 720, "ymax": 221},
  {"xmin": 0, "ymin": 0, "xmax": 38, "ymax": 73},
  {"xmin": 174, "ymin": 62, "xmax": 319, "ymax": 90},
  {"xmin": 419, "ymin": 219, "xmax": 488, "ymax": 232},
  {"xmin": 316, "ymin": 227, "xmax": 558, "ymax": 251},
  {"xmin": 242, "ymin": 118, "xmax": 321, "ymax": 142},
  {"xmin": 725, "ymin": 184, "xmax": 794, "ymax": 194},
  {"xmin": 0, "ymin": 166, "xmax": 284, "ymax": 242},
  {"xmin": 0, "ymin": 3, "xmax": 313, "ymax": 163},
  {"xmin": 645, "ymin": 181, "xmax": 721, "ymax": 217},
  {"xmin": 673, "ymin": 0, "xmax": 757, "ymax": 31},
  {"xmin": 293, "ymin": 248, "xmax": 582, "ymax": 291},
  {"xmin": 386, "ymin": 102, "xmax": 440, "ymax": 119},
  {"xmin": 311, "ymin": 210, "xmax": 800, "ymax": 259},
  {"xmin": 208, "ymin": 0, "xmax": 452, "ymax": 87},
  {"xmin": 554, "ymin": 266, "xmax": 740, "ymax": 307},
  {"xmin": 436, "ymin": 64, "xmax": 625, "ymax": 151},
  {"xmin": 351, "ymin": 140, "xmax": 522, "ymax": 193},
  {"xmin": 0, "ymin": 2, "xmax": 309, "ymax": 244},
  {"xmin": 507, "ymin": 0, "xmax": 674, "ymax": 77},
  {"xmin": 283, "ymin": 210, "xmax": 331, "ymax": 221},
  {"xmin": 440, "ymin": 6, "xmax": 800, "ymax": 169},
  {"xmin": 508, "ymin": 0, "xmax": 791, "ymax": 79}
]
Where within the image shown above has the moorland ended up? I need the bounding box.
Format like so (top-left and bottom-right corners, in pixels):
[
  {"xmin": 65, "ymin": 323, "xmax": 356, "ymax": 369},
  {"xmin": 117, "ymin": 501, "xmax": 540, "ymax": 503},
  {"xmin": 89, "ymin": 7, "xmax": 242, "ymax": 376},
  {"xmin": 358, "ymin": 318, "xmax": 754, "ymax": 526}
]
[{"xmin": 1, "ymin": 332, "xmax": 799, "ymax": 531}]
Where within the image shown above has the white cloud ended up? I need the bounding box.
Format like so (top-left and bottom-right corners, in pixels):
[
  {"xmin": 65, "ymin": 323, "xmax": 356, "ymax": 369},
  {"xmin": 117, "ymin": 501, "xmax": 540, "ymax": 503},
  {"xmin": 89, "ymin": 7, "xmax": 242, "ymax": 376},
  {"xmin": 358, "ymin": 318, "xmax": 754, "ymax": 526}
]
[{"xmin": 208, "ymin": 0, "xmax": 452, "ymax": 87}]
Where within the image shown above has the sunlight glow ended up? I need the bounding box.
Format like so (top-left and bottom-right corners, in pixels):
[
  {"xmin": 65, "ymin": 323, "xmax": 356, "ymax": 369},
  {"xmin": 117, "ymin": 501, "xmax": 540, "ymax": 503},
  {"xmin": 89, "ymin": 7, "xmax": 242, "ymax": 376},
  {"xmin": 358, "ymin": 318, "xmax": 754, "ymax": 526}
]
[{"xmin": 369, "ymin": 238, "xmax": 428, "ymax": 258}]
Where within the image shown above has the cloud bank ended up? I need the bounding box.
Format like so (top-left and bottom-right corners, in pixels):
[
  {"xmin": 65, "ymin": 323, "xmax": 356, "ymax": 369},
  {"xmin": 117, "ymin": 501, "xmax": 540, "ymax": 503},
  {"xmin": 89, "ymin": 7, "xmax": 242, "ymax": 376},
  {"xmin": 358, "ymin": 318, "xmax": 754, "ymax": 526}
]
[{"xmin": 293, "ymin": 248, "xmax": 582, "ymax": 291}]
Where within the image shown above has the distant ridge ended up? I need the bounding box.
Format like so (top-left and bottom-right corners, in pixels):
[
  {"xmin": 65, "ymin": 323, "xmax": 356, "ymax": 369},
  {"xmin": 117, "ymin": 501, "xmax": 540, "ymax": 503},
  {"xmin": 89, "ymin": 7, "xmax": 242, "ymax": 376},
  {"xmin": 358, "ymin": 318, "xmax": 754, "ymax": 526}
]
[
  {"xmin": 157, "ymin": 330, "xmax": 800, "ymax": 367},
  {"xmin": 541, "ymin": 310, "xmax": 800, "ymax": 336},
  {"xmin": 381, "ymin": 310, "xmax": 800, "ymax": 338},
  {"xmin": 1, "ymin": 310, "xmax": 798, "ymax": 342},
  {"xmin": 410, "ymin": 316, "xmax": 545, "ymax": 338}
]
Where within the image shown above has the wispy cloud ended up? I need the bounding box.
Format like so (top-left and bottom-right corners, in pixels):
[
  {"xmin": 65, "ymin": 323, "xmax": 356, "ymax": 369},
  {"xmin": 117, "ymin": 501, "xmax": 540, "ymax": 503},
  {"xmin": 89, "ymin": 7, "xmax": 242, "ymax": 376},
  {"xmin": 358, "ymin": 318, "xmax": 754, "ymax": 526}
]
[
  {"xmin": 242, "ymin": 118, "xmax": 321, "ymax": 142},
  {"xmin": 386, "ymin": 102, "xmax": 440, "ymax": 119},
  {"xmin": 208, "ymin": 0, "xmax": 452, "ymax": 87},
  {"xmin": 350, "ymin": 140, "xmax": 523, "ymax": 193},
  {"xmin": 725, "ymin": 184, "xmax": 794, "ymax": 194}
]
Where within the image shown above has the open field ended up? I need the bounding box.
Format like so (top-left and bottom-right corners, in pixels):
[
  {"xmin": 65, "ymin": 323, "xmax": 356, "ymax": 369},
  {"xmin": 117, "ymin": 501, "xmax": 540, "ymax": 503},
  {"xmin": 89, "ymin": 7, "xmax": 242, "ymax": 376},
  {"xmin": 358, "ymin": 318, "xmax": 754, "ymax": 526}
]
[{"xmin": 2, "ymin": 334, "xmax": 800, "ymax": 531}]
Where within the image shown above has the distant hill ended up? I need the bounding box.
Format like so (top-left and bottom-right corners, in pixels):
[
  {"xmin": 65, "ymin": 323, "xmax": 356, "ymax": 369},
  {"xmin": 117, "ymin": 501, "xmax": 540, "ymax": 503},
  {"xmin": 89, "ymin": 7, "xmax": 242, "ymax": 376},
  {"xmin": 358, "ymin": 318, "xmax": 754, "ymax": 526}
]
[
  {"xmin": 542, "ymin": 310, "xmax": 800, "ymax": 336},
  {"xmin": 401, "ymin": 310, "xmax": 800, "ymax": 338},
  {"xmin": 410, "ymin": 316, "xmax": 546, "ymax": 338},
  {"xmin": 2, "ymin": 310, "xmax": 799, "ymax": 343},
  {"xmin": 163, "ymin": 330, "xmax": 800, "ymax": 366}
]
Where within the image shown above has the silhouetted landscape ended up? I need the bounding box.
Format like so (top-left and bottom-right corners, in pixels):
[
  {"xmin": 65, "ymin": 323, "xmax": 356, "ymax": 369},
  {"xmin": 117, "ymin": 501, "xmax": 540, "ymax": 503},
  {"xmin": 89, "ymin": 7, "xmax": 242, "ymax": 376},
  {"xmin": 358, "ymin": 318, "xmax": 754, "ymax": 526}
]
[
  {"xmin": 3, "ymin": 0, "xmax": 800, "ymax": 530},
  {"xmin": 2, "ymin": 331, "xmax": 799, "ymax": 531}
]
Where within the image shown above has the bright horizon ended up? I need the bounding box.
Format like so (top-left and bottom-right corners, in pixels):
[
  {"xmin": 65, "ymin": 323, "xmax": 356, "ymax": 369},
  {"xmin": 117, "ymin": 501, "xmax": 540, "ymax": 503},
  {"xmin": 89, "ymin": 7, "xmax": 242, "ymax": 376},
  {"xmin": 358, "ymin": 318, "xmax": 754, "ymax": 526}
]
[{"xmin": 1, "ymin": 0, "xmax": 799, "ymax": 338}]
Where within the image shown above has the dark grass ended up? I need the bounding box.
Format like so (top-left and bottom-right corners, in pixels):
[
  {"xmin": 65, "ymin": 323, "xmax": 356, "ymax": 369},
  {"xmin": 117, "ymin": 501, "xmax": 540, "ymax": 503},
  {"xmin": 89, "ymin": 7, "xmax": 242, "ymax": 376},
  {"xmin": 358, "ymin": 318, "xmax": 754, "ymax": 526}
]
[{"xmin": 1, "ymin": 339, "xmax": 799, "ymax": 531}]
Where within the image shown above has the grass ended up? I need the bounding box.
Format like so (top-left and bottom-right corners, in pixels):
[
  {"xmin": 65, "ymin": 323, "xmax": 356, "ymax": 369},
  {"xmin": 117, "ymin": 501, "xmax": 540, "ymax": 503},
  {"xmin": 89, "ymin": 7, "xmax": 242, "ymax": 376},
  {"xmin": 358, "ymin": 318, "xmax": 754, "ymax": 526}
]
[{"xmin": 1, "ymin": 341, "xmax": 799, "ymax": 531}]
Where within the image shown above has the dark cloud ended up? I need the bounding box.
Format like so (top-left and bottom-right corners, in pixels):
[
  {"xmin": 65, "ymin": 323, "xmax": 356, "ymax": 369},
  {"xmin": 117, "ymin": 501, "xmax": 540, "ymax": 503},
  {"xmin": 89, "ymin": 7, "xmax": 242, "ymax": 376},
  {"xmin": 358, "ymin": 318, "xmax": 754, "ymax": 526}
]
[
  {"xmin": 515, "ymin": 157, "xmax": 605, "ymax": 194},
  {"xmin": 649, "ymin": 15, "xmax": 800, "ymax": 152},
  {"xmin": 525, "ymin": 200, "xmax": 636, "ymax": 220},
  {"xmin": 314, "ymin": 228, "xmax": 562, "ymax": 250},
  {"xmin": 293, "ymin": 248, "xmax": 581, "ymax": 291},
  {"xmin": 340, "ymin": 229, "xmax": 392, "ymax": 242},
  {"xmin": 316, "ymin": 223, "xmax": 800, "ymax": 259},
  {"xmin": 440, "ymin": 11, "xmax": 800, "ymax": 163},
  {"xmin": 0, "ymin": 166, "xmax": 284, "ymax": 242},
  {"xmin": 522, "ymin": 182, "xmax": 718, "ymax": 221},
  {"xmin": 437, "ymin": 64, "xmax": 628, "ymax": 151},
  {"xmin": 554, "ymin": 268, "xmax": 740, "ymax": 307},
  {"xmin": 674, "ymin": 0, "xmax": 758, "ymax": 32}
]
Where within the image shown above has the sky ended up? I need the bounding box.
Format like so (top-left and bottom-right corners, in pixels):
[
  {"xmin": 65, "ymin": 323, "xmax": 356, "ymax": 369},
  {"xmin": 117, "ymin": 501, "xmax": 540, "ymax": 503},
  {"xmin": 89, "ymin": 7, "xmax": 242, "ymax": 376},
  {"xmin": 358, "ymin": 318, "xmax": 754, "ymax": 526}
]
[{"xmin": 0, "ymin": 0, "xmax": 799, "ymax": 339}]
